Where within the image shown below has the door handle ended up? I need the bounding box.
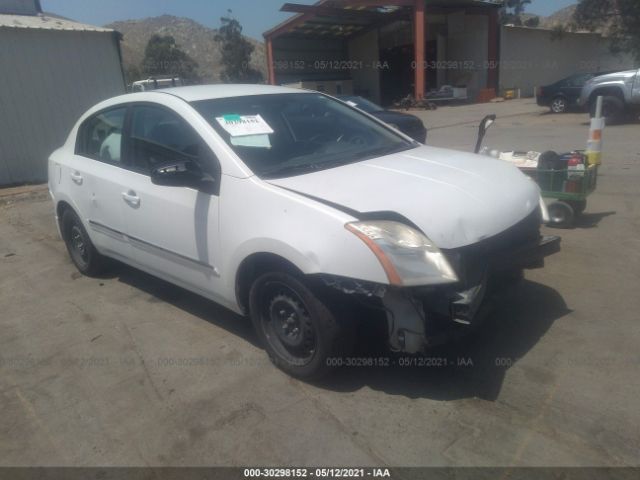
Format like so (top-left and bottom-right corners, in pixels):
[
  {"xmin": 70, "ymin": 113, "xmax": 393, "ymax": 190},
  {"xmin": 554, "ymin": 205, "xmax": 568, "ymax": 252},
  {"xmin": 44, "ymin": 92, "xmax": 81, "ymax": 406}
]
[
  {"xmin": 70, "ymin": 171, "xmax": 83, "ymax": 185},
  {"xmin": 121, "ymin": 190, "xmax": 140, "ymax": 207}
]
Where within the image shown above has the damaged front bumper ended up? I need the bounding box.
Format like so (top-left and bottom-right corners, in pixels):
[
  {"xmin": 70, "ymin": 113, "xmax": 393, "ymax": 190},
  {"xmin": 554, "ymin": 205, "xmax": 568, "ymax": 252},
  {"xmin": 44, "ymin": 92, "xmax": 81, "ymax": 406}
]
[{"xmin": 323, "ymin": 233, "xmax": 561, "ymax": 354}]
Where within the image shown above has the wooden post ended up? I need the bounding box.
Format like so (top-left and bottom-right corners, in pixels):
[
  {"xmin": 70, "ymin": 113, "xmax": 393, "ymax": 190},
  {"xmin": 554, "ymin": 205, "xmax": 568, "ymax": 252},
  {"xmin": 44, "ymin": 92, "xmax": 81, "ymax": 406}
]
[
  {"xmin": 266, "ymin": 37, "xmax": 276, "ymax": 85},
  {"xmin": 414, "ymin": 0, "xmax": 425, "ymax": 99},
  {"xmin": 487, "ymin": 9, "xmax": 499, "ymax": 93}
]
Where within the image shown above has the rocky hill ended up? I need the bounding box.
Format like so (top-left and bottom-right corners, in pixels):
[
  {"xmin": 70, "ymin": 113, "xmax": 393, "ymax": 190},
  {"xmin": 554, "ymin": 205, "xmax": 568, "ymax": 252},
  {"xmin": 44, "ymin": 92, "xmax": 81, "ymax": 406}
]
[
  {"xmin": 539, "ymin": 5, "xmax": 577, "ymax": 29},
  {"xmin": 106, "ymin": 15, "xmax": 266, "ymax": 83}
]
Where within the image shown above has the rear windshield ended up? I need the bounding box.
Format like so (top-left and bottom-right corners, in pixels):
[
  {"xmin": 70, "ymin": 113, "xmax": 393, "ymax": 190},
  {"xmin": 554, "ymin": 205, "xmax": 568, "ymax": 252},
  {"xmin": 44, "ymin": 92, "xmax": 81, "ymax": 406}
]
[{"xmin": 191, "ymin": 93, "xmax": 415, "ymax": 179}]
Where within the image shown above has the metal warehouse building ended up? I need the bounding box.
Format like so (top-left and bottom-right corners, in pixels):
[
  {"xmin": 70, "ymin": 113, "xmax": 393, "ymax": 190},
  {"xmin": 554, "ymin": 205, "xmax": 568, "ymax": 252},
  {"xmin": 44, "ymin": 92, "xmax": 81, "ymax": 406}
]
[
  {"xmin": 0, "ymin": 0, "xmax": 125, "ymax": 186},
  {"xmin": 264, "ymin": 0, "xmax": 636, "ymax": 106},
  {"xmin": 264, "ymin": 0, "xmax": 502, "ymax": 105}
]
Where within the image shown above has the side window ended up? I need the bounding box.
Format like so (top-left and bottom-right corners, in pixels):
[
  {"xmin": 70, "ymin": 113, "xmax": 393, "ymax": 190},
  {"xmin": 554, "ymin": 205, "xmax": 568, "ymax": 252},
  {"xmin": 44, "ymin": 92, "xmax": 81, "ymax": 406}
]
[
  {"xmin": 566, "ymin": 74, "xmax": 591, "ymax": 87},
  {"xmin": 76, "ymin": 107, "xmax": 127, "ymax": 163},
  {"xmin": 128, "ymin": 105, "xmax": 218, "ymax": 176}
]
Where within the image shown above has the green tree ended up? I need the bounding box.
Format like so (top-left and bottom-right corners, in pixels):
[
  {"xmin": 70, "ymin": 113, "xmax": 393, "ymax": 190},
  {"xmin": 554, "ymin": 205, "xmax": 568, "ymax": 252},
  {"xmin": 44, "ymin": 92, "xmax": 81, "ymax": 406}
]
[
  {"xmin": 500, "ymin": 0, "xmax": 533, "ymax": 26},
  {"xmin": 214, "ymin": 11, "xmax": 263, "ymax": 83},
  {"xmin": 524, "ymin": 16, "xmax": 540, "ymax": 28},
  {"xmin": 141, "ymin": 34, "xmax": 200, "ymax": 83},
  {"xmin": 123, "ymin": 64, "xmax": 142, "ymax": 85},
  {"xmin": 573, "ymin": 0, "xmax": 640, "ymax": 60}
]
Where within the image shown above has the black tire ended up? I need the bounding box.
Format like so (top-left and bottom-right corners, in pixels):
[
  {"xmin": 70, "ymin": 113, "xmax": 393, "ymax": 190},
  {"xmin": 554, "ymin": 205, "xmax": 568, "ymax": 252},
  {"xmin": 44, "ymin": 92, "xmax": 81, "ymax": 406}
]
[
  {"xmin": 567, "ymin": 199, "xmax": 587, "ymax": 216},
  {"xmin": 550, "ymin": 96, "xmax": 567, "ymax": 114},
  {"xmin": 249, "ymin": 271, "xmax": 352, "ymax": 380},
  {"xmin": 590, "ymin": 95, "xmax": 625, "ymax": 125},
  {"xmin": 547, "ymin": 201, "xmax": 575, "ymax": 228},
  {"xmin": 61, "ymin": 209, "xmax": 107, "ymax": 276}
]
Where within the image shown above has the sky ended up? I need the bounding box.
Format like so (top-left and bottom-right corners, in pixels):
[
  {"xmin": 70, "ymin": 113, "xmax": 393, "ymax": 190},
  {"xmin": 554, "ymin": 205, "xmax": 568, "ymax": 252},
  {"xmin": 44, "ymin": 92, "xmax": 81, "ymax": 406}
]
[{"xmin": 40, "ymin": 0, "xmax": 578, "ymax": 41}]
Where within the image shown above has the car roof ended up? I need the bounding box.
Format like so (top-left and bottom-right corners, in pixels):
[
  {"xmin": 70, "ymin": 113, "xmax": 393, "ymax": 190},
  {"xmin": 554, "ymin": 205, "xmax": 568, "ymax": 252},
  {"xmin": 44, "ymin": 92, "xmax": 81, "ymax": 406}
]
[{"xmin": 149, "ymin": 84, "xmax": 305, "ymax": 102}]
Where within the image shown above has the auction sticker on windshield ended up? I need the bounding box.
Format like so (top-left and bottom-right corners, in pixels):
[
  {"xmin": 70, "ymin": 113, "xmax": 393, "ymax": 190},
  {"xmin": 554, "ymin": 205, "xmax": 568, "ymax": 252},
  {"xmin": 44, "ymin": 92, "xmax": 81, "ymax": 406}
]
[{"xmin": 215, "ymin": 114, "xmax": 274, "ymax": 137}]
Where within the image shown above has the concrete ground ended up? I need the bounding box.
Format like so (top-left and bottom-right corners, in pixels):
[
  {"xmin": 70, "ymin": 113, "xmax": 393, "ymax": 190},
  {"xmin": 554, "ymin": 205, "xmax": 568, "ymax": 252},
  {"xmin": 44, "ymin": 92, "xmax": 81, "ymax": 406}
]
[{"xmin": 1, "ymin": 100, "xmax": 639, "ymax": 467}]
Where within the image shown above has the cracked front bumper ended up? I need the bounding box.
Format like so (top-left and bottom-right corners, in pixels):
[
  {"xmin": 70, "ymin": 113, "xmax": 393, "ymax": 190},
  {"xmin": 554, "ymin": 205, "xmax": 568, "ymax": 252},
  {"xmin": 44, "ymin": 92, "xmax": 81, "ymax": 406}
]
[{"xmin": 383, "ymin": 234, "xmax": 561, "ymax": 353}]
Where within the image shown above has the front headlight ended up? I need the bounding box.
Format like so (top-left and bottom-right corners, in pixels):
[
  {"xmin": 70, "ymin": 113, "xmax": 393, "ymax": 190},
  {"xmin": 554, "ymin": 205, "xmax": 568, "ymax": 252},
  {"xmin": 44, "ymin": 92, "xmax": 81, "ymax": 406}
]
[{"xmin": 345, "ymin": 221, "xmax": 459, "ymax": 286}]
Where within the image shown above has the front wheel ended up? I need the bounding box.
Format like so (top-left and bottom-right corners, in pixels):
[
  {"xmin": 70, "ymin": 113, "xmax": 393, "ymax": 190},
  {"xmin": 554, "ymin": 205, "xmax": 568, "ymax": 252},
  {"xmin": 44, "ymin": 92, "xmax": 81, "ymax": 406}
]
[
  {"xmin": 591, "ymin": 96, "xmax": 625, "ymax": 125},
  {"xmin": 249, "ymin": 271, "xmax": 352, "ymax": 379}
]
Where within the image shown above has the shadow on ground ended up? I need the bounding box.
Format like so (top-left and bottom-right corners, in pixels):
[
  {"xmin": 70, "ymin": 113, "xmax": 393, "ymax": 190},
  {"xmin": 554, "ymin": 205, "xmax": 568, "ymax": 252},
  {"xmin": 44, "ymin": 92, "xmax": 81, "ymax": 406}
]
[
  {"xmin": 320, "ymin": 280, "xmax": 570, "ymax": 401},
  {"xmin": 108, "ymin": 264, "xmax": 569, "ymax": 402},
  {"xmin": 112, "ymin": 263, "xmax": 260, "ymax": 349},
  {"xmin": 544, "ymin": 211, "xmax": 616, "ymax": 230},
  {"xmin": 574, "ymin": 211, "xmax": 616, "ymax": 228}
]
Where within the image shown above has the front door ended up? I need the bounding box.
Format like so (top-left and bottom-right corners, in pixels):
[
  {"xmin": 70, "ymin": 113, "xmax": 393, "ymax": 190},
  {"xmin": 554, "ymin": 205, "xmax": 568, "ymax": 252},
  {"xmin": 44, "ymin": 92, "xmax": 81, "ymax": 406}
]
[{"xmin": 120, "ymin": 104, "xmax": 222, "ymax": 298}]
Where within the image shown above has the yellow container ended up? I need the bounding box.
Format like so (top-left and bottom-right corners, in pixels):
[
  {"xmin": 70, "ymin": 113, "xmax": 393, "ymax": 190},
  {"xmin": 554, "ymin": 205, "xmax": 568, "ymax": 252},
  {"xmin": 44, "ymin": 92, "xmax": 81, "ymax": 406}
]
[{"xmin": 585, "ymin": 151, "xmax": 602, "ymax": 166}]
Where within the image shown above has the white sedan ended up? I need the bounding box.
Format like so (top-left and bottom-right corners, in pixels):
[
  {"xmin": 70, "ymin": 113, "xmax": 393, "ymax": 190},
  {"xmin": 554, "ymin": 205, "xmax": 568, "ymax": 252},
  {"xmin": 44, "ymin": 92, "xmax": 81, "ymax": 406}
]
[{"xmin": 48, "ymin": 85, "xmax": 560, "ymax": 379}]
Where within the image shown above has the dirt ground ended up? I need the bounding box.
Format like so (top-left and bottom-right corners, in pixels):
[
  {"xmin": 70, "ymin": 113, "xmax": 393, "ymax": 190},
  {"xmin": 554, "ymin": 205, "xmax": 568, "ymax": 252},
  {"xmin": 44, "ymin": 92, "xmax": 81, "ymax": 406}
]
[{"xmin": 1, "ymin": 100, "xmax": 639, "ymax": 467}]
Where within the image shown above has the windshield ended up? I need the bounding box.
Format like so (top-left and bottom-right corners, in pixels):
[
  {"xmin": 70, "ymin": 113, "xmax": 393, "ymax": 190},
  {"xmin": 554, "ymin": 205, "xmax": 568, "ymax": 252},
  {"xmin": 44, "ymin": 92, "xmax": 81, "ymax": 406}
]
[
  {"xmin": 192, "ymin": 93, "xmax": 414, "ymax": 179},
  {"xmin": 338, "ymin": 95, "xmax": 384, "ymax": 113}
]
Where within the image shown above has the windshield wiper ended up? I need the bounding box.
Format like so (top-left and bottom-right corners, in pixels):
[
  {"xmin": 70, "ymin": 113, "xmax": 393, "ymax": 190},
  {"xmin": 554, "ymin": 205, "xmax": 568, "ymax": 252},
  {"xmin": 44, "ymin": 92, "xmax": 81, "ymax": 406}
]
[{"xmin": 261, "ymin": 163, "xmax": 324, "ymax": 179}]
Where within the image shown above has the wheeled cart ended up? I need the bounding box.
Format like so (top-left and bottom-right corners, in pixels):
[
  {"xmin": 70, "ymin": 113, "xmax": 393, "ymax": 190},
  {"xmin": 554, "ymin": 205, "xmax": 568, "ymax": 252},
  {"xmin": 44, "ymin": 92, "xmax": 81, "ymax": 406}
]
[{"xmin": 520, "ymin": 163, "xmax": 599, "ymax": 228}]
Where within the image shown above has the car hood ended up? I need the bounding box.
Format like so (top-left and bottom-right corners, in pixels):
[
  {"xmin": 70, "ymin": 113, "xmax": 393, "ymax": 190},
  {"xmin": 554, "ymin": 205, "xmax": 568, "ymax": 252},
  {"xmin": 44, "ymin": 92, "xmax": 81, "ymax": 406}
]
[
  {"xmin": 590, "ymin": 69, "xmax": 637, "ymax": 83},
  {"xmin": 266, "ymin": 145, "xmax": 541, "ymax": 249}
]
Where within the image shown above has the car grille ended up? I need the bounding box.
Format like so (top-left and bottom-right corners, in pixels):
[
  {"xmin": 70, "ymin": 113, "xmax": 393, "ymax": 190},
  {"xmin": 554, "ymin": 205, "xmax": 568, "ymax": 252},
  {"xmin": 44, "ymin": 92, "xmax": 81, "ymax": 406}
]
[{"xmin": 442, "ymin": 208, "xmax": 542, "ymax": 286}]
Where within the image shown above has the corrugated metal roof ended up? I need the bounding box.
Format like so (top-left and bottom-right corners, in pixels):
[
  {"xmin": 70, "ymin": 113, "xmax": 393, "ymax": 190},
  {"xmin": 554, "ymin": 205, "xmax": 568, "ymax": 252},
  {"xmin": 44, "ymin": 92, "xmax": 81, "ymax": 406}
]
[{"xmin": 0, "ymin": 13, "xmax": 113, "ymax": 32}]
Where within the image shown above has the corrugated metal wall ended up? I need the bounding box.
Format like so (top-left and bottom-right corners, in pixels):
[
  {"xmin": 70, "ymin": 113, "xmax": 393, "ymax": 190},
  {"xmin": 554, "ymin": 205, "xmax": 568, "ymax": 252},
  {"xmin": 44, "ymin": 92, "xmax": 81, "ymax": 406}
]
[{"xmin": 0, "ymin": 28, "xmax": 125, "ymax": 185}]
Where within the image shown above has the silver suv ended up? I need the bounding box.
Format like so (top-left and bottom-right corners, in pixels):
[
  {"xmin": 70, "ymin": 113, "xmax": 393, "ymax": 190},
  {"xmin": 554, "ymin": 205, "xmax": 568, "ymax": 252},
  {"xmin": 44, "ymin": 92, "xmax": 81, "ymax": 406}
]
[{"xmin": 578, "ymin": 68, "xmax": 640, "ymax": 123}]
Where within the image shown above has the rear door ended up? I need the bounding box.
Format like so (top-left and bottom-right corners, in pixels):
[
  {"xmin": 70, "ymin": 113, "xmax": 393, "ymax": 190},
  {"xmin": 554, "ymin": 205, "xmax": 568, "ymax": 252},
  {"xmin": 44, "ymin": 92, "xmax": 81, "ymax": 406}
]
[
  {"xmin": 564, "ymin": 74, "xmax": 593, "ymax": 105},
  {"xmin": 69, "ymin": 106, "xmax": 134, "ymax": 262},
  {"xmin": 119, "ymin": 103, "xmax": 223, "ymax": 298}
]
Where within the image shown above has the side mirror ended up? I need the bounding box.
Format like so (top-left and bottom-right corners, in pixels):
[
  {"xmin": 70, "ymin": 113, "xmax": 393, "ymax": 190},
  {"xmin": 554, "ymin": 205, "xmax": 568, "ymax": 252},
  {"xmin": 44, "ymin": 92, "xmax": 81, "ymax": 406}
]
[
  {"xmin": 150, "ymin": 159, "xmax": 205, "ymax": 188},
  {"xmin": 475, "ymin": 114, "xmax": 497, "ymax": 154}
]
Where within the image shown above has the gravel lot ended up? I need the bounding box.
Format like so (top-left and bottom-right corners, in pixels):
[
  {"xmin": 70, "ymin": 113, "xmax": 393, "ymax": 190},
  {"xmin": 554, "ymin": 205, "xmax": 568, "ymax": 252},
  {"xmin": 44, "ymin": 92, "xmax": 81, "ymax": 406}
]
[{"xmin": 1, "ymin": 100, "xmax": 639, "ymax": 467}]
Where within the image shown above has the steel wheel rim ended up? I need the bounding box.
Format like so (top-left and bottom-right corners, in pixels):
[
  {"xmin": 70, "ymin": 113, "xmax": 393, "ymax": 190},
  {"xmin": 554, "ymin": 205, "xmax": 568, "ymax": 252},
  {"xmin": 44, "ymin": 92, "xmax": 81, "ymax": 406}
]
[
  {"xmin": 259, "ymin": 280, "xmax": 316, "ymax": 366},
  {"xmin": 70, "ymin": 224, "xmax": 89, "ymax": 265}
]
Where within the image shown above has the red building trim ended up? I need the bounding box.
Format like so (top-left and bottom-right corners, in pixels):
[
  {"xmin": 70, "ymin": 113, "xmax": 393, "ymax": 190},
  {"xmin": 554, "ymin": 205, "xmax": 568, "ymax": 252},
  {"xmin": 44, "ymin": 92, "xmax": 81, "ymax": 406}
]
[
  {"xmin": 266, "ymin": 37, "xmax": 276, "ymax": 85},
  {"xmin": 414, "ymin": 0, "xmax": 426, "ymax": 99},
  {"xmin": 487, "ymin": 8, "xmax": 499, "ymax": 93}
]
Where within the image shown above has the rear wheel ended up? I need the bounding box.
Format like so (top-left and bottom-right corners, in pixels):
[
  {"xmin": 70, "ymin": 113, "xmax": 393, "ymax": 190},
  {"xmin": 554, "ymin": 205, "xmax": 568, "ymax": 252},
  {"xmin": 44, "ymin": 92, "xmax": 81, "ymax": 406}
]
[
  {"xmin": 249, "ymin": 271, "xmax": 352, "ymax": 379},
  {"xmin": 61, "ymin": 209, "xmax": 107, "ymax": 276},
  {"xmin": 550, "ymin": 97, "xmax": 567, "ymax": 113},
  {"xmin": 547, "ymin": 201, "xmax": 575, "ymax": 228}
]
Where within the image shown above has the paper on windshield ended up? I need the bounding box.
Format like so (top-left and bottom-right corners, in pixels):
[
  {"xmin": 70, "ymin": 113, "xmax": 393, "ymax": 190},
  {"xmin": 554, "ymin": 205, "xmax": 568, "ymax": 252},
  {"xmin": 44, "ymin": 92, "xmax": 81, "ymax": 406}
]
[
  {"xmin": 345, "ymin": 101, "xmax": 358, "ymax": 107},
  {"xmin": 215, "ymin": 114, "xmax": 274, "ymax": 137}
]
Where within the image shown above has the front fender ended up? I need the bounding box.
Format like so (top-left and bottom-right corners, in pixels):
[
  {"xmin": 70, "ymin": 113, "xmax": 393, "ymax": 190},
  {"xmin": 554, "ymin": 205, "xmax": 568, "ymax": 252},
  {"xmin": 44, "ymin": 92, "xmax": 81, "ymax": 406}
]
[{"xmin": 218, "ymin": 176, "xmax": 389, "ymax": 304}]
